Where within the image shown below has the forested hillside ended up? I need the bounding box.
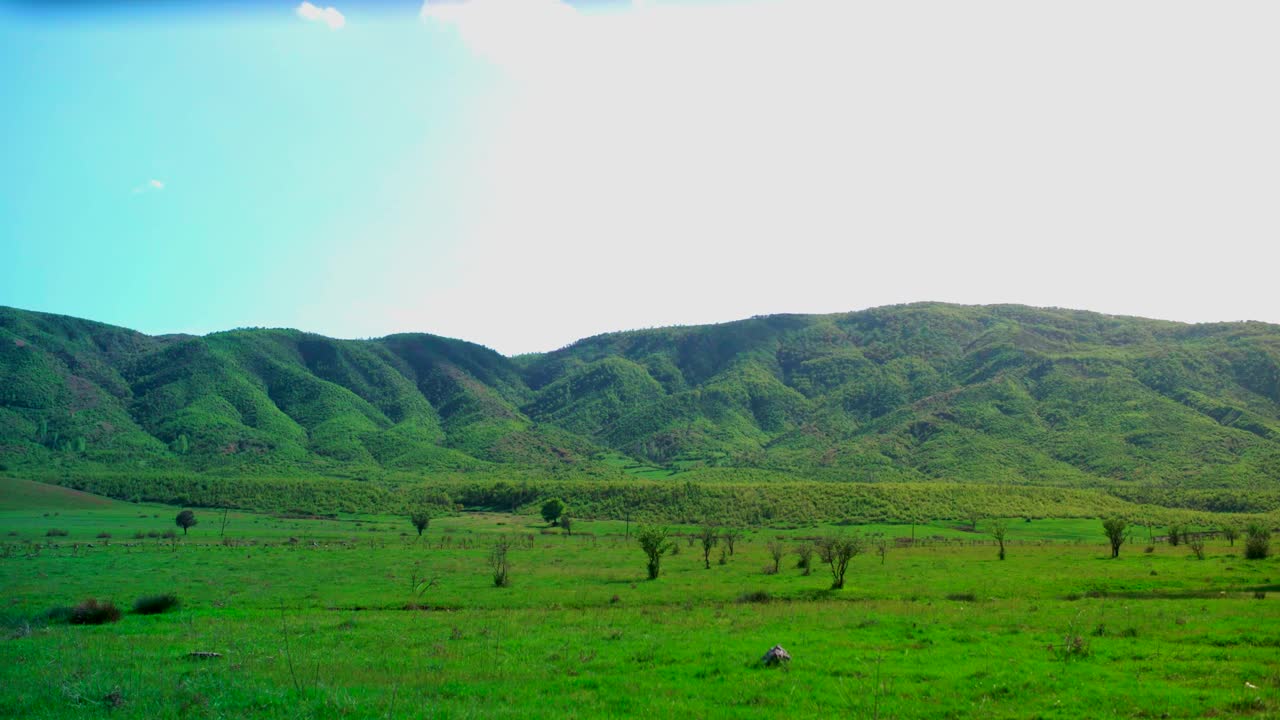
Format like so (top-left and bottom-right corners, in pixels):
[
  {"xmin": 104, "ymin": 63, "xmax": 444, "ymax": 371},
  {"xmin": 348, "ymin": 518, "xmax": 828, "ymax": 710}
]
[{"xmin": 4, "ymin": 302, "xmax": 1280, "ymax": 494}]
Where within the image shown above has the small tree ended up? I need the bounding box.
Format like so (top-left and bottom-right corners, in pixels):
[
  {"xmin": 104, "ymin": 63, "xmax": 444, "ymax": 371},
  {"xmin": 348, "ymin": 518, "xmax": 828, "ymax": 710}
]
[
  {"xmin": 1103, "ymin": 518, "xmax": 1127, "ymax": 559},
  {"xmin": 722, "ymin": 528, "xmax": 742, "ymax": 557},
  {"xmin": 766, "ymin": 540, "xmax": 785, "ymax": 574},
  {"xmin": 989, "ymin": 519, "xmax": 1009, "ymax": 561},
  {"xmin": 490, "ymin": 535, "xmax": 513, "ymax": 587},
  {"xmin": 636, "ymin": 525, "xmax": 673, "ymax": 580},
  {"xmin": 872, "ymin": 535, "xmax": 889, "ymax": 565},
  {"xmin": 1244, "ymin": 523, "xmax": 1271, "ymax": 560},
  {"xmin": 540, "ymin": 498, "xmax": 566, "ymax": 527},
  {"xmin": 175, "ymin": 510, "xmax": 197, "ymax": 536},
  {"xmin": 966, "ymin": 510, "xmax": 983, "ymax": 532},
  {"xmin": 559, "ymin": 515, "xmax": 572, "ymax": 536},
  {"xmin": 795, "ymin": 542, "xmax": 815, "ymax": 575},
  {"xmin": 410, "ymin": 511, "xmax": 430, "ymax": 537},
  {"xmin": 816, "ymin": 533, "xmax": 864, "ymax": 590},
  {"xmin": 699, "ymin": 526, "xmax": 719, "ymax": 570},
  {"xmin": 1222, "ymin": 525, "xmax": 1238, "ymax": 547},
  {"xmin": 1187, "ymin": 534, "xmax": 1206, "ymax": 560},
  {"xmin": 1166, "ymin": 525, "xmax": 1182, "ymax": 547}
]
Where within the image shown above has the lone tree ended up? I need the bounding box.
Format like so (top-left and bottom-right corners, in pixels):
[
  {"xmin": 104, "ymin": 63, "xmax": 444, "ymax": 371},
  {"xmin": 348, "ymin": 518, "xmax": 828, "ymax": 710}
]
[
  {"xmin": 559, "ymin": 515, "xmax": 572, "ymax": 536},
  {"xmin": 766, "ymin": 539, "xmax": 785, "ymax": 574},
  {"xmin": 989, "ymin": 519, "xmax": 1009, "ymax": 561},
  {"xmin": 816, "ymin": 533, "xmax": 865, "ymax": 590},
  {"xmin": 795, "ymin": 541, "xmax": 815, "ymax": 575},
  {"xmin": 1103, "ymin": 518, "xmax": 1127, "ymax": 558},
  {"xmin": 540, "ymin": 498, "xmax": 566, "ymax": 527},
  {"xmin": 1222, "ymin": 525, "xmax": 1239, "ymax": 547},
  {"xmin": 490, "ymin": 535, "xmax": 513, "ymax": 587},
  {"xmin": 872, "ymin": 534, "xmax": 889, "ymax": 565},
  {"xmin": 636, "ymin": 525, "xmax": 673, "ymax": 580},
  {"xmin": 175, "ymin": 510, "xmax": 198, "ymax": 536},
  {"xmin": 410, "ymin": 510, "xmax": 431, "ymax": 537},
  {"xmin": 1244, "ymin": 523, "xmax": 1271, "ymax": 560},
  {"xmin": 698, "ymin": 526, "xmax": 719, "ymax": 569},
  {"xmin": 722, "ymin": 528, "xmax": 742, "ymax": 556}
]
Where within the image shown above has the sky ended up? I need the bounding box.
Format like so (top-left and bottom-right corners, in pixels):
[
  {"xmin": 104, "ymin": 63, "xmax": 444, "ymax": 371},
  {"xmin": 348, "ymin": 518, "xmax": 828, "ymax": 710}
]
[{"xmin": 2, "ymin": 0, "xmax": 1279, "ymax": 355}]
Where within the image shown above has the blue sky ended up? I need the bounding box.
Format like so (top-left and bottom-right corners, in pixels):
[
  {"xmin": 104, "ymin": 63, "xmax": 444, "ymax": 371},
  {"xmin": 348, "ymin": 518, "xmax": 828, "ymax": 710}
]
[{"xmin": 3, "ymin": 1, "xmax": 1279, "ymax": 354}]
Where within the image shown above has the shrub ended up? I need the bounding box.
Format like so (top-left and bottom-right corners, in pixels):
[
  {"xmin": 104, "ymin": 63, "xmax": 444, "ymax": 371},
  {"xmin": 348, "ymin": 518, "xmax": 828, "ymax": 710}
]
[
  {"xmin": 1052, "ymin": 633, "xmax": 1090, "ymax": 661},
  {"xmin": 1102, "ymin": 518, "xmax": 1126, "ymax": 558},
  {"xmin": 1187, "ymin": 535, "xmax": 1206, "ymax": 560},
  {"xmin": 736, "ymin": 590, "xmax": 771, "ymax": 604},
  {"xmin": 795, "ymin": 542, "xmax": 814, "ymax": 575},
  {"xmin": 816, "ymin": 533, "xmax": 865, "ymax": 589},
  {"xmin": 946, "ymin": 592, "xmax": 978, "ymax": 602},
  {"xmin": 69, "ymin": 599, "xmax": 122, "ymax": 625},
  {"xmin": 43, "ymin": 606, "xmax": 75, "ymax": 624},
  {"xmin": 540, "ymin": 498, "xmax": 565, "ymax": 526},
  {"xmin": 96, "ymin": 532, "xmax": 112, "ymax": 539},
  {"xmin": 490, "ymin": 535, "xmax": 513, "ymax": 587},
  {"xmin": 410, "ymin": 511, "xmax": 430, "ymax": 537},
  {"xmin": 766, "ymin": 540, "xmax": 785, "ymax": 574},
  {"xmin": 46, "ymin": 528, "xmax": 68, "ymax": 537},
  {"xmin": 636, "ymin": 526, "xmax": 673, "ymax": 580},
  {"xmin": 175, "ymin": 510, "xmax": 197, "ymax": 535},
  {"xmin": 1244, "ymin": 524, "xmax": 1271, "ymax": 560},
  {"xmin": 133, "ymin": 594, "xmax": 180, "ymax": 615}
]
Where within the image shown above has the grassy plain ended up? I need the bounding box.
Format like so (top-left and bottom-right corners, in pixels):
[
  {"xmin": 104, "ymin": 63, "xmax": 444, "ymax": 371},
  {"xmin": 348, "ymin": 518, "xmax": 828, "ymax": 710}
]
[{"xmin": 1, "ymin": 477, "xmax": 1278, "ymax": 719}]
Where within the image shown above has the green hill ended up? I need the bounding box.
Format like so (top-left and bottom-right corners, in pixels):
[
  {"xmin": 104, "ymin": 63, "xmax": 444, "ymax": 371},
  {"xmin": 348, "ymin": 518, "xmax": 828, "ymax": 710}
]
[{"xmin": 4, "ymin": 302, "xmax": 1280, "ymax": 496}]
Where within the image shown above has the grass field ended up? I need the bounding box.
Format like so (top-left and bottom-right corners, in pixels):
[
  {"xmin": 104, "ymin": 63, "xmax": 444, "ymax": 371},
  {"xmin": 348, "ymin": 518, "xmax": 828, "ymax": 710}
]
[{"xmin": 1, "ymin": 477, "xmax": 1277, "ymax": 719}]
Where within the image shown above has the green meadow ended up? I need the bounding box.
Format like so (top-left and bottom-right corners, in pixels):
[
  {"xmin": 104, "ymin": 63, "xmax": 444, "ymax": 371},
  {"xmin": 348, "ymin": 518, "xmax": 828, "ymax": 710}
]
[{"xmin": 1, "ymin": 477, "xmax": 1277, "ymax": 719}]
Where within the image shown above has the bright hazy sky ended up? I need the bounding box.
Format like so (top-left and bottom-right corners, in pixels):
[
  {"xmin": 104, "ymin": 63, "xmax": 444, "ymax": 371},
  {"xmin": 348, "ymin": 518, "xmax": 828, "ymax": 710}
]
[{"xmin": 2, "ymin": 0, "xmax": 1278, "ymax": 355}]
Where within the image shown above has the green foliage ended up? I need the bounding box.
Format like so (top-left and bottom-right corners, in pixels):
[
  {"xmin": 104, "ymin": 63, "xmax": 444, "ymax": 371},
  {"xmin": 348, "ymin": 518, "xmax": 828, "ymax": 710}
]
[
  {"xmin": 636, "ymin": 525, "xmax": 673, "ymax": 579},
  {"xmin": 490, "ymin": 535, "xmax": 513, "ymax": 587},
  {"xmin": 988, "ymin": 519, "xmax": 1009, "ymax": 560},
  {"xmin": 69, "ymin": 599, "xmax": 121, "ymax": 625},
  {"xmin": 132, "ymin": 594, "xmax": 180, "ymax": 615},
  {"xmin": 410, "ymin": 510, "xmax": 430, "ymax": 536},
  {"xmin": 816, "ymin": 533, "xmax": 865, "ymax": 589},
  {"xmin": 175, "ymin": 509, "xmax": 197, "ymax": 535},
  {"xmin": 540, "ymin": 498, "xmax": 566, "ymax": 526},
  {"xmin": 1102, "ymin": 518, "xmax": 1127, "ymax": 558},
  {"xmin": 1244, "ymin": 523, "xmax": 1271, "ymax": 560},
  {"xmin": 5, "ymin": 302, "xmax": 1280, "ymax": 500}
]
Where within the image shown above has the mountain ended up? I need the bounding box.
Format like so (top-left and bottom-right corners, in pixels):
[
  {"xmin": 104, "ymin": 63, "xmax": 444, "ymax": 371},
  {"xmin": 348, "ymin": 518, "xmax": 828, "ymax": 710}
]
[{"xmin": 3, "ymin": 302, "xmax": 1280, "ymax": 492}]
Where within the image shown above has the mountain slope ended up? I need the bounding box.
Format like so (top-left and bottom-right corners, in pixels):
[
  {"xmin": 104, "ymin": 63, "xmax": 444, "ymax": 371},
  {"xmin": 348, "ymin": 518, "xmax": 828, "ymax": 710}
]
[{"xmin": 3, "ymin": 302, "xmax": 1280, "ymax": 490}]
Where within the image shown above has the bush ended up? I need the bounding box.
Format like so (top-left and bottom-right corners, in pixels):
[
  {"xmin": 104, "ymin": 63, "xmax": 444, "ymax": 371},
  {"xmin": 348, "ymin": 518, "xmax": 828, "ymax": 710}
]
[
  {"xmin": 43, "ymin": 606, "xmax": 75, "ymax": 624},
  {"xmin": 132, "ymin": 594, "xmax": 180, "ymax": 615},
  {"xmin": 1244, "ymin": 524, "xmax": 1271, "ymax": 560},
  {"xmin": 946, "ymin": 592, "xmax": 978, "ymax": 602},
  {"xmin": 96, "ymin": 532, "xmax": 112, "ymax": 539},
  {"xmin": 736, "ymin": 590, "xmax": 772, "ymax": 604},
  {"xmin": 46, "ymin": 528, "xmax": 68, "ymax": 537},
  {"xmin": 69, "ymin": 599, "xmax": 122, "ymax": 625}
]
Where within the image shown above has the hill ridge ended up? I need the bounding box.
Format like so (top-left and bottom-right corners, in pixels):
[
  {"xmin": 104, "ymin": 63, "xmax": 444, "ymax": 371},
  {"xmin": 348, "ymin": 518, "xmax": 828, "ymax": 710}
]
[{"xmin": 3, "ymin": 302, "xmax": 1280, "ymax": 492}]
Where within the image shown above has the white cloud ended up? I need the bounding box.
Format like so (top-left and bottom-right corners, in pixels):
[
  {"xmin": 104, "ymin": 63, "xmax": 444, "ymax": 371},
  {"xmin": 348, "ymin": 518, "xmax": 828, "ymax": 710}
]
[
  {"xmin": 417, "ymin": 0, "xmax": 1280, "ymax": 354},
  {"xmin": 297, "ymin": 1, "xmax": 346, "ymax": 30},
  {"xmin": 132, "ymin": 178, "xmax": 166, "ymax": 194}
]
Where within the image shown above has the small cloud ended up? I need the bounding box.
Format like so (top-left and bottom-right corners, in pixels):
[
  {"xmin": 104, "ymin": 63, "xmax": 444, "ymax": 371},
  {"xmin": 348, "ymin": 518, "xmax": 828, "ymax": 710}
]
[
  {"xmin": 297, "ymin": 1, "xmax": 345, "ymax": 30},
  {"xmin": 132, "ymin": 178, "xmax": 166, "ymax": 194}
]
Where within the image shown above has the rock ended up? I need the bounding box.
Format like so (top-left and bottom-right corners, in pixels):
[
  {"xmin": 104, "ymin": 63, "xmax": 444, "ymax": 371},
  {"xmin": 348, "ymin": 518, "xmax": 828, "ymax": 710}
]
[
  {"xmin": 187, "ymin": 651, "xmax": 222, "ymax": 659},
  {"xmin": 761, "ymin": 644, "xmax": 791, "ymax": 666}
]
